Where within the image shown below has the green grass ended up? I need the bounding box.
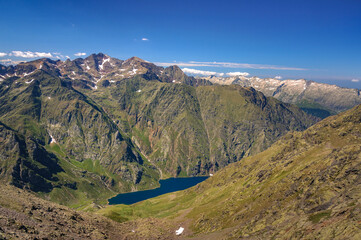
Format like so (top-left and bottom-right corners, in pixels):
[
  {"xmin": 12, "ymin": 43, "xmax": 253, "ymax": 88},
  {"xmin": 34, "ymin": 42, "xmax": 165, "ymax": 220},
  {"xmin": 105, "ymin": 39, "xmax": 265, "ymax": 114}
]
[{"xmin": 308, "ymin": 210, "xmax": 332, "ymax": 223}]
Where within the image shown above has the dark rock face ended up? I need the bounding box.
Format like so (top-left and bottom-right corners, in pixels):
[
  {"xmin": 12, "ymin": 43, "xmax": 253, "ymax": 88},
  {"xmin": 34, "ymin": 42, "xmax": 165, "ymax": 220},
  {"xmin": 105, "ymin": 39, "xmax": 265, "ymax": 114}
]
[{"xmin": 0, "ymin": 122, "xmax": 63, "ymax": 192}]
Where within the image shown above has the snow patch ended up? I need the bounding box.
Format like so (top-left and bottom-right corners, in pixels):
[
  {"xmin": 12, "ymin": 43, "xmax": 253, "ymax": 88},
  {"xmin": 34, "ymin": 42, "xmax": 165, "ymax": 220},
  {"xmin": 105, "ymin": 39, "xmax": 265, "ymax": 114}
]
[
  {"xmin": 136, "ymin": 89, "xmax": 142, "ymax": 93},
  {"xmin": 110, "ymin": 80, "xmax": 116, "ymax": 83},
  {"xmin": 48, "ymin": 96, "xmax": 51, "ymax": 100},
  {"xmin": 23, "ymin": 70, "xmax": 36, "ymax": 76},
  {"xmin": 175, "ymin": 227, "xmax": 184, "ymax": 235},
  {"xmin": 25, "ymin": 79, "xmax": 35, "ymax": 84},
  {"xmin": 209, "ymin": 173, "xmax": 213, "ymax": 176},
  {"xmin": 49, "ymin": 133, "xmax": 56, "ymax": 144},
  {"xmin": 99, "ymin": 58, "xmax": 110, "ymax": 70}
]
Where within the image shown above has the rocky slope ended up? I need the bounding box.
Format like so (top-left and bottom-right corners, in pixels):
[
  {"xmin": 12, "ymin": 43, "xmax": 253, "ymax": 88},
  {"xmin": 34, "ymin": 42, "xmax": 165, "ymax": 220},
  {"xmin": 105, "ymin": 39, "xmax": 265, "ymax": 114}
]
[
  {"xmin": 86, "ymin": 76, "xmax": 316, "ymax": 177},
  {"xmin": 0, "ymin": 183, "xmax": 175, "ymax": 239},
  {"xmin": 0, "ymin": 54, "xmax": 316, "ymax": 207},
  {"xmin": 201, "ymin": 75, "xmax": 361, "ymax": 118},
  {"xmin": 0, "ymin": 68, "xmax": 160, "ymax": 208},
  {"xmin": 101, "ymin": 103, "xmax": 361, "ymax": 239}
]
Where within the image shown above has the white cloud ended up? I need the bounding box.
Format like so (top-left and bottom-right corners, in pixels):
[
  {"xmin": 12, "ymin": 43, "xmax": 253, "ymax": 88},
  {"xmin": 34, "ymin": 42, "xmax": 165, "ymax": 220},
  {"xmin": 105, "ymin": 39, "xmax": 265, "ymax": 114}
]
[
  {"xmin": 0, "ymin": 59, "xmax": 23, "ymax": 65},
  {"xmin": 66, "ymin": 56, "xmax": 70, "ymax": 59},
  {"xmin": 182, "ymin": 68, "xmax": 224, "ymax": 77},
  {"xmin": 0, "ymin": 52, "xmax": 7, "ymax": 57},
  {"xmin": 141, "ymin": 38, "xmax": 149, "ymax": 41},
  {"xmin": 226, "ymin": 72, "xmax": 250, "ymax": 77},
  {"xmin": 74, "ymin": 52, "xmax": 86, "ymax": 57},
  {"xmin": 351, "ymin": 79, "xmax": 360, "ymax": 82},
  {"xmin": 275, "ymin": 76, "xmax": 282, "ymax": 79},
  {"xmin": 155, "ymin": 61, "xmax": 307, "ymax": 71},
  {"xmin": 10, "ymin": 51, "xmax": 53, "ymax": 58}
]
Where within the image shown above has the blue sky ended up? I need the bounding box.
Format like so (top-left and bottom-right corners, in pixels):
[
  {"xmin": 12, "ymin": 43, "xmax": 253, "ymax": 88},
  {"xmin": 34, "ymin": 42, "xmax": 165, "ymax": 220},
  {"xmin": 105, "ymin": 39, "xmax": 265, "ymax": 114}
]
[{"xmin": 0, "ymin": 0, "xmax": 360, "ymax": 88}]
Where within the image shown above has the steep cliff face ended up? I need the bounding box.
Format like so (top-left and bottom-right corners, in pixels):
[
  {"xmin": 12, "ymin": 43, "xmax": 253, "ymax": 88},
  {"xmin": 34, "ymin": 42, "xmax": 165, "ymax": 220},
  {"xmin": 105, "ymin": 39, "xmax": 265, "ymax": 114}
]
[
  {"xmin": 89, "ymin": 76, "xmax": 316, "ymax": 177},
  {"xmin": 102, "ymin": 103, "xmax": 361, "ymax": 239},
  {"xmin": 0, "ymin": 122, "xmax": 62, "ymax": 192},
  {"xmin": 0, "ymin": 70, "xmax": 159, "ymax": 207},
  {"xmin": 196, "ymin": 85, "xmax": 315, "ymax": 169}
]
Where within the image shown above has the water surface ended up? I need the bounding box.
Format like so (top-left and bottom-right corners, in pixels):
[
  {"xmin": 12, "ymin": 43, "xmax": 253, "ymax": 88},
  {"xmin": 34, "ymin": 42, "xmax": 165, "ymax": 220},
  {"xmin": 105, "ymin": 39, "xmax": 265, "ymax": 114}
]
[{"xmin": 108, "ymin": 176, "xmax": 208, "ymax": 205}]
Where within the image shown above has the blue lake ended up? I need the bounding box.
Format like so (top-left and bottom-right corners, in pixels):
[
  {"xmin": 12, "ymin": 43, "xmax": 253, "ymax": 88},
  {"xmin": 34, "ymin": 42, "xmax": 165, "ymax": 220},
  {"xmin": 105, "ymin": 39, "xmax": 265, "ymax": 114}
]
[{"xmin": 108, "ymin": 176, "xmax": 208, "ymax": 205}]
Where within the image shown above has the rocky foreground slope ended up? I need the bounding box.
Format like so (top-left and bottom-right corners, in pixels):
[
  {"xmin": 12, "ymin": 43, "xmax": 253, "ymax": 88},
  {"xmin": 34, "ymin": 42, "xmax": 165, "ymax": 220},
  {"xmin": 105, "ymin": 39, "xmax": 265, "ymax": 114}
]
[
  {"xmin": 202, "ymin": 75, "xmax": 361, "ymax": 118},
  {"xmin": 101, "ymin": 103, "xmax": 361, "ymax": 239},
  {"xmin": 0, "ymin": 183, "xmax": 175, "ymax": 239},
  {"xmin": 0, "ymin": 54, "xmax": 316, "ymax": 207}
]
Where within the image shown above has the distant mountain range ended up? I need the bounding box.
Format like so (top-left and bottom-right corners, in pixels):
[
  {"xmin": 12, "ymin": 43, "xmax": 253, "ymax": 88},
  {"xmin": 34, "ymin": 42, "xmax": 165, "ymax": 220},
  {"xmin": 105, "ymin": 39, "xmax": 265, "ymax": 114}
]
[
  {"xmin": 0, "ymin": 53, "xmax": 315, "ymax": 207},
  {"xmin": 200, "ymin": 75, "xmax": 361, "ymax": 118}
]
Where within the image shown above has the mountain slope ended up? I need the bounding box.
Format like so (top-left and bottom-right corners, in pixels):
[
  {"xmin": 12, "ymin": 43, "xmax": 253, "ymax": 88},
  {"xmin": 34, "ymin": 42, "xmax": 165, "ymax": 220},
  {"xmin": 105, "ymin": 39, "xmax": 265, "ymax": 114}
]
[
  {"xmin": 202, "ymin": 75, "xmax": 361, "ymax": 118},
  {"xmin": 101, "ymin": 103, "xmax": 361, "ymax": 239},
  {"xmin": 86, "ymin": 76, "xmax": 316, "ymax": 177},
  {"xmin": 0, "ymin": 54, "xmax": 316, "ymax": 207},
  {"xmin": 0, "ymin": 183, "xmax": 176, "ymax": 239},
  {"xmin": 0, "ymin": 69, "xmax": 160, "ymax": 207}
]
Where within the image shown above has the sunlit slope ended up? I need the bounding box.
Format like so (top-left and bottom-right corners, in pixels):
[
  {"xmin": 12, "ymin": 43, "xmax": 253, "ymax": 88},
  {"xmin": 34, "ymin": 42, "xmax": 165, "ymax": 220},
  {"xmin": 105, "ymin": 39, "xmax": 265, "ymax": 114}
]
[
  {"xmin": 89, "ymin": 77, "xmax": 316, "ymax": 177},
  {"xmin": 100, "ymin": 103, "xmax": 361, "ymax": 239}
]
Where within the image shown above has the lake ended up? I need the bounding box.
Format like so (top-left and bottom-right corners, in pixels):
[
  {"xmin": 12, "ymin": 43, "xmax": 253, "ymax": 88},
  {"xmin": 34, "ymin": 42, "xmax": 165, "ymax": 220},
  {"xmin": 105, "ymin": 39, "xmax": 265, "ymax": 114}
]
[{"xmin": 108, "ymin": 176, "xmax": 208, "ymax": 205}]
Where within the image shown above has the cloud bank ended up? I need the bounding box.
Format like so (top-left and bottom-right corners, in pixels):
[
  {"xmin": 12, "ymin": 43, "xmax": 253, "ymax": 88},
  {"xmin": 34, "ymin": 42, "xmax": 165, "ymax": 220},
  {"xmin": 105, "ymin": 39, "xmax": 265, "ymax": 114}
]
[
  {"xmin": 351, "ymin": 79, "xmax": 359, "ymax": 82},
  {"xmin": 141, "ymin": 38, "xmax": 149, "ymax": 41},
  {"xmin": 155, "ymin": 61, "xmax": 307, "ymax": 71},
  {"xmin": 10, "ymin": 51, "xmax": 53, "ymax": 58},
  {"xmin": 226, "ymin": 72, "xmax": 250, "ymax": 77},
  {"xmin": 182, "ymin": 68, "xmax": 224, "ymax": 76},
  {"xmin": 275, "ymin": 76, "xmax": 282, "ymax": 79},
  {"xmin": 0, "ymin": 59, "xmax": 23, "ymax": 65},
  {"xmin": 0, "ymin": 52, "xmax": 7, "ymax": 57},
  {"xmin": 74, "ymin": 52, "xmax": 87, "ymax": 56}
]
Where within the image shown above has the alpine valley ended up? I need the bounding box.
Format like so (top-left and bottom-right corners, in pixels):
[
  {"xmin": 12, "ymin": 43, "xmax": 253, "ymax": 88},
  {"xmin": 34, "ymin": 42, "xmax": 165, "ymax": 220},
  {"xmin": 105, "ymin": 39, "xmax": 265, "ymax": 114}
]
[{"xmin": 0, "ymin": 54, "xmax": 360, "ymax": 239}]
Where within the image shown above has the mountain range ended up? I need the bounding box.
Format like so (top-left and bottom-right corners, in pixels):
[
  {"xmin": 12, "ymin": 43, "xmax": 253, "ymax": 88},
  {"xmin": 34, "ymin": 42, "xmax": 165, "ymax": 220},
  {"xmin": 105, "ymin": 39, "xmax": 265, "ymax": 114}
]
[
  {"xmin": 0, "ymin": 53, "xmax": 360, "ymax": 239},
  {"xmin": 0, "ymin": 54, "xmax": 319, "ymax": 206},
  {"xmin": 201, "ymin": 75, "xmax": 361, "ymax": 118}
]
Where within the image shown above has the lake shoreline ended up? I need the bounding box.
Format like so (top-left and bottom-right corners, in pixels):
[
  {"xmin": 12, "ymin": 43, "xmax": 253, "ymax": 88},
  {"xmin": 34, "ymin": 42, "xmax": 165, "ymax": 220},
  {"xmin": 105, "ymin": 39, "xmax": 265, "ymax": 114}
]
[{"xmin": 108, "ymin": 176, "xmax": 209, "ymax": 205}]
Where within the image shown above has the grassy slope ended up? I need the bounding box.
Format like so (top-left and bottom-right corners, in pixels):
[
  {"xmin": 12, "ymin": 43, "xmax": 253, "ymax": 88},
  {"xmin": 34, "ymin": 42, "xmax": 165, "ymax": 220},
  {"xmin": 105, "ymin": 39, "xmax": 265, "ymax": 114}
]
[
  {"xmin": 86, "ymin": 78, "xmax": 316, "ymax": 177},
  {"xmin": 99, "ymin": 104, "xmax": 361, "ymax": 239}
]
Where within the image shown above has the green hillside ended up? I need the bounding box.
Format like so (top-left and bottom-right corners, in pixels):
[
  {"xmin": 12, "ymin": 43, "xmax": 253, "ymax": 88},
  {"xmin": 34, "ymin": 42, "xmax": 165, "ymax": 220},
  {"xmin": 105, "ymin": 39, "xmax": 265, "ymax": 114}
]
[{"xmin": 100, "ymin": 103, "xmax": 361, "ymax": 239}]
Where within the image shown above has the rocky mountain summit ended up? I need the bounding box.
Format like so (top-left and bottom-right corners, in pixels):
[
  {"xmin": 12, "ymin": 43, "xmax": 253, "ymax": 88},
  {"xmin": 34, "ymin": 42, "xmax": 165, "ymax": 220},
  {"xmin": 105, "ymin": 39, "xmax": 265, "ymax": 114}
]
[
  {"xmin": 201, "ymin": 75, "xmax": 361, "ymax": 118},
  {"xmin": 0, "ymin": 53, "xmax": 210, "ymax": 90}
]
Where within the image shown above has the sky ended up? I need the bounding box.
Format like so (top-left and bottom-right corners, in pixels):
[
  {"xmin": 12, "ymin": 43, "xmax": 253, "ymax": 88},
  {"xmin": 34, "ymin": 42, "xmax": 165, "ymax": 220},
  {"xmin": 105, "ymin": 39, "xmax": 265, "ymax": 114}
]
[{"xmin": 0, "ymin": 0, "xmax": 360, "ymax": 88}]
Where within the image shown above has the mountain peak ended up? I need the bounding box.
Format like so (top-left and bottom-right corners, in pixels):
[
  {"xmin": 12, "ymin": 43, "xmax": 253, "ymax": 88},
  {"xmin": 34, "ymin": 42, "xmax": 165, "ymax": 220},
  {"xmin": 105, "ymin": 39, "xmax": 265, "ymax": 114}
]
[{"xmin": 124, "ymin": 56, "xmax": 147, "ymax": 63}]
